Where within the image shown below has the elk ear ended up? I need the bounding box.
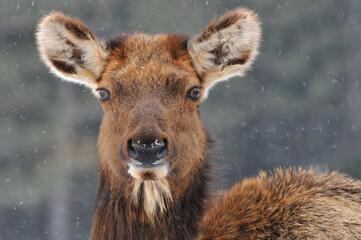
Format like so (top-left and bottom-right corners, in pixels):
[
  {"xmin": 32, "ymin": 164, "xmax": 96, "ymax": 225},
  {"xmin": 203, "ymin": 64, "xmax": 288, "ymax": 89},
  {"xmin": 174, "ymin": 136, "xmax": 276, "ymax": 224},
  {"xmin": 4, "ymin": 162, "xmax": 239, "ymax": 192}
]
[
  {"xmin": 188, "ymin": 8, "xmax": 261, "ymax": 98},
  {"xmin": 36, "ymin": 12, "xmax": 108, "ymax": 89}
]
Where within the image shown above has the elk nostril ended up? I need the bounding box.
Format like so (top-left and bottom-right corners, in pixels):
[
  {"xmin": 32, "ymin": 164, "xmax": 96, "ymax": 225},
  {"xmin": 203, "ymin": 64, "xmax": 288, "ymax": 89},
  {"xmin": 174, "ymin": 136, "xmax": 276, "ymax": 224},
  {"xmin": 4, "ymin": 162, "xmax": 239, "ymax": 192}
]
[
  {"xmin": 128, "ymin": 140, "xmax": 138, "ymax": 159},
  {"xmin": 156, "ymin": 139, "xmax": 168, "ymax": 159}
]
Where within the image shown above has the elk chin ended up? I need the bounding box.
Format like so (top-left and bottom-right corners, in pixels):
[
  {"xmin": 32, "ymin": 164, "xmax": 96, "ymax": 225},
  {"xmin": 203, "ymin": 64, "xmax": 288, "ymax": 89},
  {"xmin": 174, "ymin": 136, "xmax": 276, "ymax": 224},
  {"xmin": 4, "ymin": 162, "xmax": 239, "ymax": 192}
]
[
  {"xmin": 127, "ymin": 162, "xmax": 171, "ymax": 180},
  {"xmin": 129, "ymin": 162, "xmax": 173, "ymax": 221}
]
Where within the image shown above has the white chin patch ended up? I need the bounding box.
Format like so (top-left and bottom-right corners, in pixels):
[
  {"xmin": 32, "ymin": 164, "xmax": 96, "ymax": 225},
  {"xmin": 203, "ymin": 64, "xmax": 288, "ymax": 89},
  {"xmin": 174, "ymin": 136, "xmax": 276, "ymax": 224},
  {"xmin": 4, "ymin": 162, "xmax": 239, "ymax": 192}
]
[{"xmin": 127, "ymin": 163, "xmax": 170, "ymax": 180}]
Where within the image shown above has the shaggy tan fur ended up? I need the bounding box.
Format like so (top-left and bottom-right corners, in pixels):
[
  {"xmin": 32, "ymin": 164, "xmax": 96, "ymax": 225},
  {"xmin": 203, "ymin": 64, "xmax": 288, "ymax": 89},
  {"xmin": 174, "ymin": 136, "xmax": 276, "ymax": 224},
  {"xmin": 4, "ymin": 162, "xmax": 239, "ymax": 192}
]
[
  {"xmin": 132, "ymin": 179, "xmax": 173, "ymax": 222},
  {"xmin": 200, "ymin": 168, "xmax": 361, "ymax": 239},
  {"xmin": 128, "ymin": 164, "xmax": 173, "ymax": 221}
]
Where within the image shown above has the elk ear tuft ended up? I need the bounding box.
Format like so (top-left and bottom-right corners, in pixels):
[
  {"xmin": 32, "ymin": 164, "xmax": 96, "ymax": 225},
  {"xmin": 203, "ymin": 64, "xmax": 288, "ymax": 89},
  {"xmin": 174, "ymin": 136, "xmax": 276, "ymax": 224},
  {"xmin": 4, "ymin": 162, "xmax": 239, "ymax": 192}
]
[
  {"xmin": 188, "ymin": 8, "xmax": 261, "ymax": 98},
  {"xmin": 36, "ymin": 12, "xmax": 108, "ymax": 89}
]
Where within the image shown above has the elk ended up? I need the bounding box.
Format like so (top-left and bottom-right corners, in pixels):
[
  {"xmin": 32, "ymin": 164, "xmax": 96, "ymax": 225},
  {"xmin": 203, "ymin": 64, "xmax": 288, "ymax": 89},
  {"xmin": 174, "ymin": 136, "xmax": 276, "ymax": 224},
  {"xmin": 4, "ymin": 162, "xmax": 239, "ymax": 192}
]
[{"xmin": 36, "ymin": 8, "xmax": 361, "ymax": 239}]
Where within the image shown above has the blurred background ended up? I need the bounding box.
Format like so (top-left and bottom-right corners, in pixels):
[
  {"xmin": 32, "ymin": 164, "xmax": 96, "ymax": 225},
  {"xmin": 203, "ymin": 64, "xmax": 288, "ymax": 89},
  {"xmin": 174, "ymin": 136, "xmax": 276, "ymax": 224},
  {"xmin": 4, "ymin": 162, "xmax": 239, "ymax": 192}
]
[{"xmin": 1, "ymin": 0, "xmax": 361, "ymax": 239}]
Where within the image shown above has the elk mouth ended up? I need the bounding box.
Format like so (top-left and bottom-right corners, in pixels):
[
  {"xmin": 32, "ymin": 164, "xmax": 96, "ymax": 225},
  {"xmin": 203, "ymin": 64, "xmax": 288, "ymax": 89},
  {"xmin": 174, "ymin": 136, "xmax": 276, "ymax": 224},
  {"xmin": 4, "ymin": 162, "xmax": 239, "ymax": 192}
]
[{"xmin": 127, "ymin": 162, "xmax": 171, "ymax": 180}]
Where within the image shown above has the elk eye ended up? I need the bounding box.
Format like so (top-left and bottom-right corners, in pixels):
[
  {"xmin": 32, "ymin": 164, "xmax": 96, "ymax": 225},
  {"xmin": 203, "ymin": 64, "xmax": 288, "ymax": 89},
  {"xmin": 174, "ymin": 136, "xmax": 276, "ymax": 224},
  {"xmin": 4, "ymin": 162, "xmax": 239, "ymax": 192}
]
[
  {"xmin": 96, "ymin": 88, "xmax": 111, "ymax": 102},
  {"xmin": 186, "ymin": 86, "xmax": 201, "ymax": 101}
]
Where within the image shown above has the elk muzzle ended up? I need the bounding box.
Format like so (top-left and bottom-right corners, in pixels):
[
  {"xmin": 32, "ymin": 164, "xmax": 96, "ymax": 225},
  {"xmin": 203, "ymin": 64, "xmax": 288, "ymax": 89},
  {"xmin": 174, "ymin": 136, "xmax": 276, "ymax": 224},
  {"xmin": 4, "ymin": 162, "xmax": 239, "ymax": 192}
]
[
  {"xmin": 128, "ymin": 138, "xmax": 168, "ymax": 166},
  {"xmin": 123, "ymin": 127, "xmax": 175, "ymax": 180}
]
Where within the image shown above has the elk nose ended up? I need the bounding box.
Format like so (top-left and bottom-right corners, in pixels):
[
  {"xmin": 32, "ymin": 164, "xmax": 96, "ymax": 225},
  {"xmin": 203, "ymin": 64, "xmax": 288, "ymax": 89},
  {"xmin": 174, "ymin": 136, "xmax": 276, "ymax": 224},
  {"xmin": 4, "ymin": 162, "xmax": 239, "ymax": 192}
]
[{"xmin": 128, "ymin": 139, "xmax": 168, "ymax": 166}]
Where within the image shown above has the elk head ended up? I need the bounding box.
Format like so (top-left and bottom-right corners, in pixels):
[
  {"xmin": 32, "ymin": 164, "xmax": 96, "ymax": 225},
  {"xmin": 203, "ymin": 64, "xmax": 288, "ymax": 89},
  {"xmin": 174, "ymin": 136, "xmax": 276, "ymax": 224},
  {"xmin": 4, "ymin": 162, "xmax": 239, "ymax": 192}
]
[{"xmin": 36, "ymin": 9, "xmax": 261, "ymax": 221}]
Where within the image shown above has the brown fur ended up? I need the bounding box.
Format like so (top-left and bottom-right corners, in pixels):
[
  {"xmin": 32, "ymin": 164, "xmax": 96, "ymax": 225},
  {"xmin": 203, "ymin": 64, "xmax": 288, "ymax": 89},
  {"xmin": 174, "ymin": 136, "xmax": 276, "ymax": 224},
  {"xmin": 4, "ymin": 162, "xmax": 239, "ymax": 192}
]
[
  {"xmin": 200, "ymin": 168, "xmax": 361, "ymax": 239},
  {"xmin": 36, "ymin": 8, "xmax": 361, "ymax": 240}
]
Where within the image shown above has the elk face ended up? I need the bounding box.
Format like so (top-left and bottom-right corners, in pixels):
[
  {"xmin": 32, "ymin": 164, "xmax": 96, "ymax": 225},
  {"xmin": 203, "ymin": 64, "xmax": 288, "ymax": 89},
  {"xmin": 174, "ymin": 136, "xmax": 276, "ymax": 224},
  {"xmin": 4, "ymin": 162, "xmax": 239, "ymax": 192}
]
[
  {"xmin": 36, "ymin": 8, "xmax": 261, "ymax": 218},
  {"xmin": 96, "ymin": 33, "xmax": 208, "ymax": 186}
]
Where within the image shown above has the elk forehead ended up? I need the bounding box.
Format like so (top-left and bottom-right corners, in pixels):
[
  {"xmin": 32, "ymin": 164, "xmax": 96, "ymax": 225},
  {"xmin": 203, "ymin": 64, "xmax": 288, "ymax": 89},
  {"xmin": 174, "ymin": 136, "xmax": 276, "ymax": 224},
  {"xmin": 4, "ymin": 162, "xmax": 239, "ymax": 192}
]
[
  {"xmin": 100, "ymin": 64, "xmax": 199, "ymax": 101},
  {"xmin": 99, "ymin": 34, "xmax": 199, "ymax": 91}
]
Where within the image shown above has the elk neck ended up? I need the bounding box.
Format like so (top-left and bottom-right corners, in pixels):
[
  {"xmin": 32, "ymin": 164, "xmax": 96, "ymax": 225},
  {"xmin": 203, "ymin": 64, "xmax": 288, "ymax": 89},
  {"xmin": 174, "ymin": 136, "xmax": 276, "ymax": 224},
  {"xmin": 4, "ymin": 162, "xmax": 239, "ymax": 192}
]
[{"xmin": 90, "ymin": 147, "xmax": 211, "ymax": 240}]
